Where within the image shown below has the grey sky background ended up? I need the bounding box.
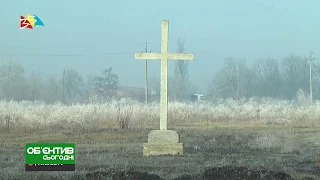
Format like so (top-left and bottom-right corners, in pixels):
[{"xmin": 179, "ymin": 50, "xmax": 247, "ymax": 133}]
[{"xmin": 0, "ymin": 0, "xmax": 319, "ymax": 93}]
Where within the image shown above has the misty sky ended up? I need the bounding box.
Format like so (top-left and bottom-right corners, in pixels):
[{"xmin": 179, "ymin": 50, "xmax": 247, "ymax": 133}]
[{"xmin": 0, "ymin": 0, "xmax": 319, "ymax": 93}]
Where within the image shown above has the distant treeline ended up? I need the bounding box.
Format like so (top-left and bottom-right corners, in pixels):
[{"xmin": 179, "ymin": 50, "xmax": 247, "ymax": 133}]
[
  {"xmin": 0, "ymin": 54, "xmax": 319, "ymax": 103},
  {"xmin": 208, "ymin": 55, "xmax": 320, "ymax": 102}
]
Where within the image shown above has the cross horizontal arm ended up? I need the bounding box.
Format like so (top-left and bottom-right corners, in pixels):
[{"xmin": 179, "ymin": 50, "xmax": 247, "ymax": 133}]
[
  {"xmin": 166, "ymin": 53, "xmax": 194, "ymax": 60},
  {"xmin": 135, "ymin": 53, "xmax": 163, "ymax": 60},
  {"xmin": 135, "ymin": 53, "xmax": 195, "ymax": 60}
]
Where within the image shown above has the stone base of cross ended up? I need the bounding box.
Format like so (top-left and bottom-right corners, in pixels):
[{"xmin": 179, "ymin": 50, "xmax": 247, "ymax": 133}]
[{"xmin": 135, "ymin": 20, "xmax": 194, "ymax": 156}]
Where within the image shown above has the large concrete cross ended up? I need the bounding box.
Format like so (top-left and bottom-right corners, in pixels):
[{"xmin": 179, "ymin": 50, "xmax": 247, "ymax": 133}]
[{"xmin": 135, "ymin": 20, "xmax": 194, "ymax": 130}]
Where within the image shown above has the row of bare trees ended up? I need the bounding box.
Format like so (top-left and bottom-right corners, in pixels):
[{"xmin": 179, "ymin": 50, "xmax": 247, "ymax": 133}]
[
  {"xmin": 208, "ymin": 55, "xmax": 320, "ymax": 100},
  {"xmin": 0, "ymin": 60, "xmax": 120, "ymax": 103},
  {"xmin": 0, "ymin": 38, "xmax": 195, "ymax": 104},
  {"xmin": 0, "ymin": 40, "xmax": 318, "ymax": 103},
  {"xmin": 146, "ymin": 39, "xmax": 320, "ymax": 102}
]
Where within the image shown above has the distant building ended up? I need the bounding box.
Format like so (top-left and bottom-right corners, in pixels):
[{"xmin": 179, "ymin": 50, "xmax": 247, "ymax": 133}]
[{"xmin": 189, "ymin": 94, "xmax": 205, "ymax": 102}]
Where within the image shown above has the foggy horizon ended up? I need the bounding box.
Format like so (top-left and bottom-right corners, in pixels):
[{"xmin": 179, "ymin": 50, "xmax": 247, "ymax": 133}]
[{"xmin": 1, "ymin": 0, "xmax": 319, "ymax": 92}]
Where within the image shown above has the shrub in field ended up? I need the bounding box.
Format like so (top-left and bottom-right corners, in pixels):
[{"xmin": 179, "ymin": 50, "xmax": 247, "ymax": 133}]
[
  {"xmin": 296, "ymin": 88, "xmax": 310, "ymax": 106},
  {"xmin": 116, "ymin": 98, "xmax": 134, "ymax": 129},
  {"xmin": 248, "ymin": 130, "xmax": 300, "ymax": 153}
]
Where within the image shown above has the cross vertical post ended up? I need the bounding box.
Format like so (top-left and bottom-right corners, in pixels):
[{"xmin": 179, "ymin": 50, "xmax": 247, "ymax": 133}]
[
  {"xmin": 135, "ymin": 20, "xmax": 194, "ymax": 131},
  {"xmin": 160, "ymin": 20, "xmax": 169, "ymax": 130}
]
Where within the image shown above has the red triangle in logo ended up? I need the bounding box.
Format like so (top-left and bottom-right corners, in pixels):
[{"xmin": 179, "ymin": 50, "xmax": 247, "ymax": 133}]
[{"xmin": 20, "ymin": 15, "xmax": 33, "ymax": 29}]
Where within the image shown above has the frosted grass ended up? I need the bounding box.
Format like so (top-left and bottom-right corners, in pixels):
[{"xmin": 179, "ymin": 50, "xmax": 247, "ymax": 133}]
[{"xmin": 1, "ymin": 97, "xmax": 319, "ymax": 130}]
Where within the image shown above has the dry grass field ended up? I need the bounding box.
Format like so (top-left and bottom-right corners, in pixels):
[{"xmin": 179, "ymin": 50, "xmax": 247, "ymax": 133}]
[{"xmin": 0, "ymin": 98, "xmax": 319, "ymax": 180}]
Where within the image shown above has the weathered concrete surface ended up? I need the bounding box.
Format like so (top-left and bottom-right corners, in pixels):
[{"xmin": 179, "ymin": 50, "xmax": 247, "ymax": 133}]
[
  {"xmin": 143, "ymin": 130, "xmax": 183, "ymax": 156},
  {"xmin": 143, "ymin": 143, "xmax": 183, "ymax": 156},
  {"xmin": 147, "ymin": 130, "xmax": 180, "ymax": 143}
]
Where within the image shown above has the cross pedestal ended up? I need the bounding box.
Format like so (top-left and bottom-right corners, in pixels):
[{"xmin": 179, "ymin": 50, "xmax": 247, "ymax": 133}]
[
  {"xmin": 135, "ymin": 20, "xmax": 194, "ymax": 156},
  {"xmin": 143, "ymin": 130, "xmax": 183, "ymax": 156}
]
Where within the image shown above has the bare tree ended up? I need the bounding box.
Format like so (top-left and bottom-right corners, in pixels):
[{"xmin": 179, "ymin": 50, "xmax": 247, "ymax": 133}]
[
  {"xmin": 63, "ymin": 69, "xmax": 85, "ymax": 103},
  {"xmin": 209, "ymin": 58, "xmax": 253, "ymax": 99},
  {"xmin": 29, "ymin": 71, "xmax": 43, "ymax": 101},
  {"xmin": 0, "ymin": 61, "xmax": 26, "ymax": 101},
  {"xmin": 281, "ymin": 55, "xmax": 309, "ymax": 98},
  {"xmin": 88, "ymin": 67, "xmax": 119, "ymax": 102},
  {"xmin": 173, "ymin": 38, "xmax": 190, "ymax": 101},
  {"xmin": 44, "ymin": 77, "xmax": 61, "ymax": 103},
  {"xmin": 0, "ymin": 60, "xmax": 19, "ymax": 80},
  {"xmin": 253, "ymin": 59, "xmax": 282, "ymax": 97},
  {"xmin": 224, "ymin": 58, "xmax": 246, "ymax": 99}
]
